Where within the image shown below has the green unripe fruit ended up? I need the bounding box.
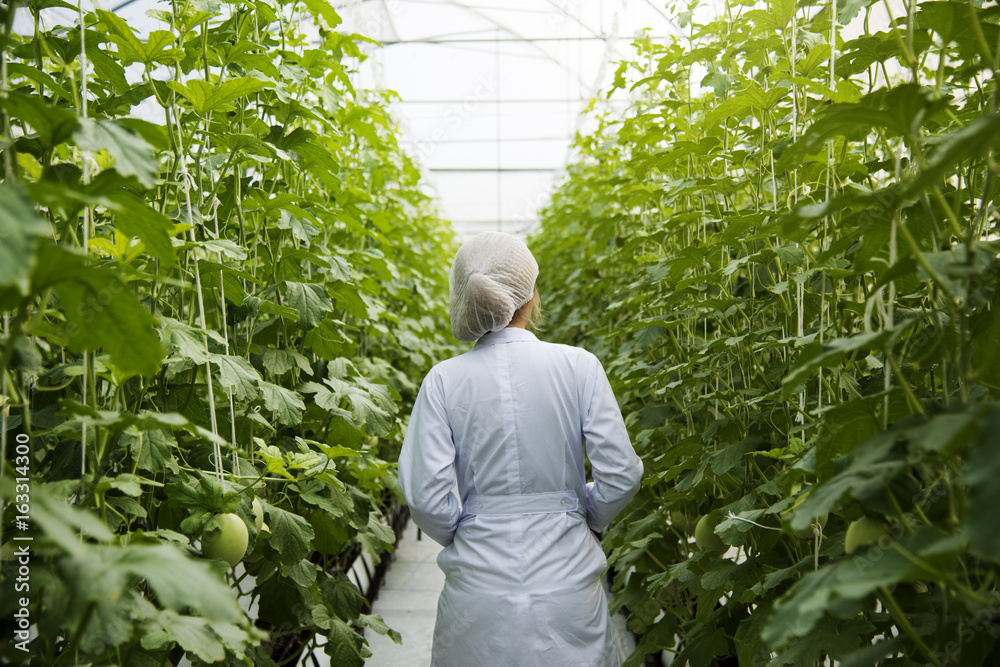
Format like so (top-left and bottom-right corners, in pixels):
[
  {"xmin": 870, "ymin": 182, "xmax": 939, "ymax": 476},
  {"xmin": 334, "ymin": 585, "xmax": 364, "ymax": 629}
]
[
  {"xmin": 694, "ymin": 515, "xmax": 726, "ymax": 554},
  {"xmin": 201, "ymin": 513, "xmax": 249, "ymax": 567},
  {"xmin": 670, "ymin": 511, "xmax": 690, "ymax": 532},
  {"xmin": 845, "ymin": 517, "xmax": 888, "ymax": 554},
  {"xmin": 252, "ymin": 497, "xmax": 264, "ymax": 533}
]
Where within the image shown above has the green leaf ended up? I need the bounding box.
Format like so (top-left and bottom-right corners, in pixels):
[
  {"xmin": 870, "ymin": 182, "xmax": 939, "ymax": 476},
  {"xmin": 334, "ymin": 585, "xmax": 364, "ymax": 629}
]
[
  {"xmin": 705, "ymin": 85, "xmax": 788, "ymax": 128},
  {"xmin": 323, "ymin": 617, "xmax": 366, "ymax": 667},
  {"xmin": 32, "ymin": 243, "xmax": 165, "ymax": 376},
  {"xmin": 0, "ymin": 91, "xmax": 78, "ymax": 148},
  {"xmin": 107, "ymin": 191, "xmax": 177, "ymax": 265},
  {"xmin": 358, "ymin": 513, "xmax": 395, "ymax": 561},
  {"xmin": 355, "ymin": 614, "xmax": 402, "ymax": 644},
  {"xmin": 75, "ymin": 118, "xmax": 160, "ymax": 187},
  {"xmin": 262, "ymin": 502, "xmax": 315, "ymax": 565},
  {"xmin": 782, "ymin": 322, "xmax": 916, "ymax": 394},
  {"xmin": 211, "ymin": 353, "xmax": 261, "ymax": 400},
  {"xmin": 322, "ymin": 574, "xmax": 366, "ymax": 620},
  {"xmin": 6, "ymin": 63, "xmax": 73, "ymax": 102},
  {"xmin": 310, "ymin": 509, "xmax": 350, "ymax": 555},
  {"xmin": 301, "ymin": 0, "xmax": 343, "ymax": 28},
  {"xmin": 285, "ymin": 281, "xmax": 333, "ymax": 329},
  {"xmin": 159, "ymin": 316, "xmax": 214, "ymax": 364},
  {"xmin": 774, "ymin": 245, "xmax": 805, "ymax": 266},
  {"xmin": 20, "ymin": 482, "xmax": 114, "ymax": 556},
  {"xmin": 762, "ymin": 527, "xmax": 962, "ymax": 647},
  {"xmin": 903, "ymin": 113, "xmax": 1000, "ymax": 198},
  {"xmin": 188, "ymin": 239, "xmax": 248, "ymax": 260},
  {"xmin": 166, "ymin": 78, "xmax": 273, "ymax": 115},
  {"xmin": 0, "ymin": 183, "xmax": 50, "ymax": 288},
  {"xmin": 142, "ymin": 610, "xmax": 226, "ymax": 662},
  {"xmin": 123, "ymin": 545, "xmax": 244, "ymax": 621},
  {"xmin": 116, "ymin": 118, "xmax": 170, "ymax": 152},
  {"xmin": 746, "ymin": 0, "xmax": 796, "ymax": 33},
  {"xmin": 260, "ymin": 381, "xmax": 305, "ymax": 426},
  {"xmin": 140, "ymin": 30, "xmax": 181, "ymax": 64},
  {"xmin": 963, "ymin": 407, "xmax": 1000, "ymax": 562},
  {"xmin": 122, "ymin": 427, "xmax": 180, "ymax": 474},
  {"xmin": 906, "ymin": 412, "xmax": 981, "ymax": 456},
  {"xmin": 280, "ymin": 559, "xmax": 318, "ymax": 588},
  {"xmin": 302, "ymin": 377, "xmax": 397, "ymax": 436},
  {"xmin": 837, "ymin": 638, "xmax": 905, "ymax": 667},
  {"xmin": 96, "ymin": 9, "xmax": 146, "ymax": 65},
  {"xmin": 261, "ymin": 347, "xmax": 313, "ymax": 375},
  {"xmin": 769, "ymin": 0, "xmax": 796, "ymax": 29},
  {"xmin": 166, "ymin": 477, "xmax": 223, "ymax": 514},
  {"xmin": 304, "ymin": 320, "xmax": 349, "ymax": 360},
  {"xmin": 86, "ymin": 42, "xmax": 129, "ymax": 94},
  {"xmin": 329, "ymin": 282, "xmax": 370, "ymax": 318}
]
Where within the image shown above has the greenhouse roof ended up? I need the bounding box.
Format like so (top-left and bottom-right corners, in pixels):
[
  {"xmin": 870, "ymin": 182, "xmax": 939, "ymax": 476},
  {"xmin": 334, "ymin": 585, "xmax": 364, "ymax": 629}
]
[{"xmin": 334, "ymin": 0, "xmax": 679, "ymax": 240}]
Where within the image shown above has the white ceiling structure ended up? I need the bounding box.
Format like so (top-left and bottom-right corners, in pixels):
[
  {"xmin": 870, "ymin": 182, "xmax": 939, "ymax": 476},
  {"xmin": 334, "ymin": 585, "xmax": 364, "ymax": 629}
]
[{"xmin": 336, "ymin": 0, "xmax": 681, "ymax": 240}]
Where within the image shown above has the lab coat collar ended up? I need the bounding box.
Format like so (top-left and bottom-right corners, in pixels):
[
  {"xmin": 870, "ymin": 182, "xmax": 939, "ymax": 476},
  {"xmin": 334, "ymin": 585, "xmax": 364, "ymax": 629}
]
[{"xmin": 474, "ymin": 327, "xmax": 538, "ymax": 348}]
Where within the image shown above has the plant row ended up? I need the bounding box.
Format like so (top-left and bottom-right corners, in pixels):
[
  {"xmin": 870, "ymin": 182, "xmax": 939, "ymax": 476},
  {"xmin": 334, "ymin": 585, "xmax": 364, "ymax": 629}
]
[
  {"xmin": 532, "ymin": 0, "xmax": 1000, "ymax": 664},
  {"xmin": 0, "ymin": 0, "xmax": 456, "ymax": 664}
]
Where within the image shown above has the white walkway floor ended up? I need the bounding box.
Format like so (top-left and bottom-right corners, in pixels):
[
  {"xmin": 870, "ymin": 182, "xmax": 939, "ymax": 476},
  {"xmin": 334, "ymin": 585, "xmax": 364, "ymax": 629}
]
[
  {"xmin": 363, "ymin": 517, "xmax": 637, "ymax": 666},
  {"xmin": 365, "ymin": 518, "xmax": 444, "ymax": 665}
]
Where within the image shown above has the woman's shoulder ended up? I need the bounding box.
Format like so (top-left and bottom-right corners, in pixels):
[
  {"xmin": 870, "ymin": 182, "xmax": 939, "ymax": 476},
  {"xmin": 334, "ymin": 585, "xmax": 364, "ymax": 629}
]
[
  {"xmin": 535, "ymin": 339, "xmax": 599, "ymax": 363},
  {"xmin": 429, "ymin": 337, "xmax": 601, "ymax": 374}
]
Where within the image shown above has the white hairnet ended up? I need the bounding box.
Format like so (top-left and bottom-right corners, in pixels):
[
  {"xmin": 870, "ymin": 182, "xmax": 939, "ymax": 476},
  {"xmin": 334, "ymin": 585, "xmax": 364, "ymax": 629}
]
[{"xmin": 449, "ymin": 232, "xmax": 539, "ymax": 342}]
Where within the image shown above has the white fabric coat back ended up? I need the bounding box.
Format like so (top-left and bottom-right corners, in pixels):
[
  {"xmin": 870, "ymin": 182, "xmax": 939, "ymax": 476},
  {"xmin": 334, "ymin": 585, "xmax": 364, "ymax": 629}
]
[{"xmin": 399, "ymin": 327, "xmax": 643, "ymax": 667}]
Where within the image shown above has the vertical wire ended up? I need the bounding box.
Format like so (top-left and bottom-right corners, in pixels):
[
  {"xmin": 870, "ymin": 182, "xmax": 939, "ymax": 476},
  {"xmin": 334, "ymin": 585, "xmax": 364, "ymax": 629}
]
[
  {"xmin": 886, "ymin": 140, "xmax": 900, "ymax": 427},
  {"xmin": 495, "ymin": 28, "xmax": 501, "ymax": 232},
  {"xmin": 0, "ymin": 0, "xmax": 12, "ymax": 180},
  {"xmin": 205, "ymin": 97, "xmax": 240, "ymax": 473},
  {"xmin": 79, "ymin": 0, "xmax": 91, "ymax": 479},
  {"xmin": 820, "ymin": 0, "xmax": 838, "ymax": 412},
  {"xmin": 168, "ymin": 4, "xmax": 222, "ymax": 479}
]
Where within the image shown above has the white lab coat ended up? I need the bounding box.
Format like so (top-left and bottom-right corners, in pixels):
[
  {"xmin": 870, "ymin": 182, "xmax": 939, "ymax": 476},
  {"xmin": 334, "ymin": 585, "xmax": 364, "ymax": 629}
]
[{"xmin": 398, "ymin": 327, "xmax": 644, "ymax": 667}]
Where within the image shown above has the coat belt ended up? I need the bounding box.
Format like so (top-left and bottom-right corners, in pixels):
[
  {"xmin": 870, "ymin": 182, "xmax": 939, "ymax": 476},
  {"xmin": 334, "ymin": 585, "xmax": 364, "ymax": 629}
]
[{"xmin": 462, "ymin": 490, "xmax": 581, "ymax": 516}]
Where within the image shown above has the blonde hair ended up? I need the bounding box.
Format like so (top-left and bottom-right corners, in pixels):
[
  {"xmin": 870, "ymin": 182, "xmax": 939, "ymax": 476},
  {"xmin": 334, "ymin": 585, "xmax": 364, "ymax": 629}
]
[{"xmin": 511, "ymin": 286, "xmax": 543, "ymax": 331}]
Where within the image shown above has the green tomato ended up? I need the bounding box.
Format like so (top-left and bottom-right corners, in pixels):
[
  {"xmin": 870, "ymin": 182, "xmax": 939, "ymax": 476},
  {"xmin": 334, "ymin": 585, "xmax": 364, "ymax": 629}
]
[
  {"xmin": 669, "ymin": 511, "xmax": 690, "ymax": 532},
  {"xmin": 694, "ymin": 515, "xmax": 726, "ymax": 554},
  {"xmin": 252, "ymin": 497, "xmax": 264, "ymax": 533},
  {"xmin": 845, "ymin": 517, "xmax": 888, "ymax": 554},
  {"xmin": 201, "ymin": 513, "xmax": 249, "ymax": 567}
]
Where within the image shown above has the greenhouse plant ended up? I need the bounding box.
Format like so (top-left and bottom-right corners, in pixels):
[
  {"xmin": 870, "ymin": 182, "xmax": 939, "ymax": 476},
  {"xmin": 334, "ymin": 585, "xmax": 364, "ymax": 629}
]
[{"xmin": 2, "ymin": 0, "xmax": 1000, "ymax": 665}]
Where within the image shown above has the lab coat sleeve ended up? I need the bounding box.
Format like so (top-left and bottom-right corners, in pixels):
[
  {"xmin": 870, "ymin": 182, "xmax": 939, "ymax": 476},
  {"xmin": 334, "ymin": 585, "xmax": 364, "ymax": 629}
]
[
  {"xmin": 582, "ymin": 354, "xmax": 643, "ymax": 533},
  {"xmin": 398, "ymin": 368, "xmax": 462, "ymax": 547}
]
